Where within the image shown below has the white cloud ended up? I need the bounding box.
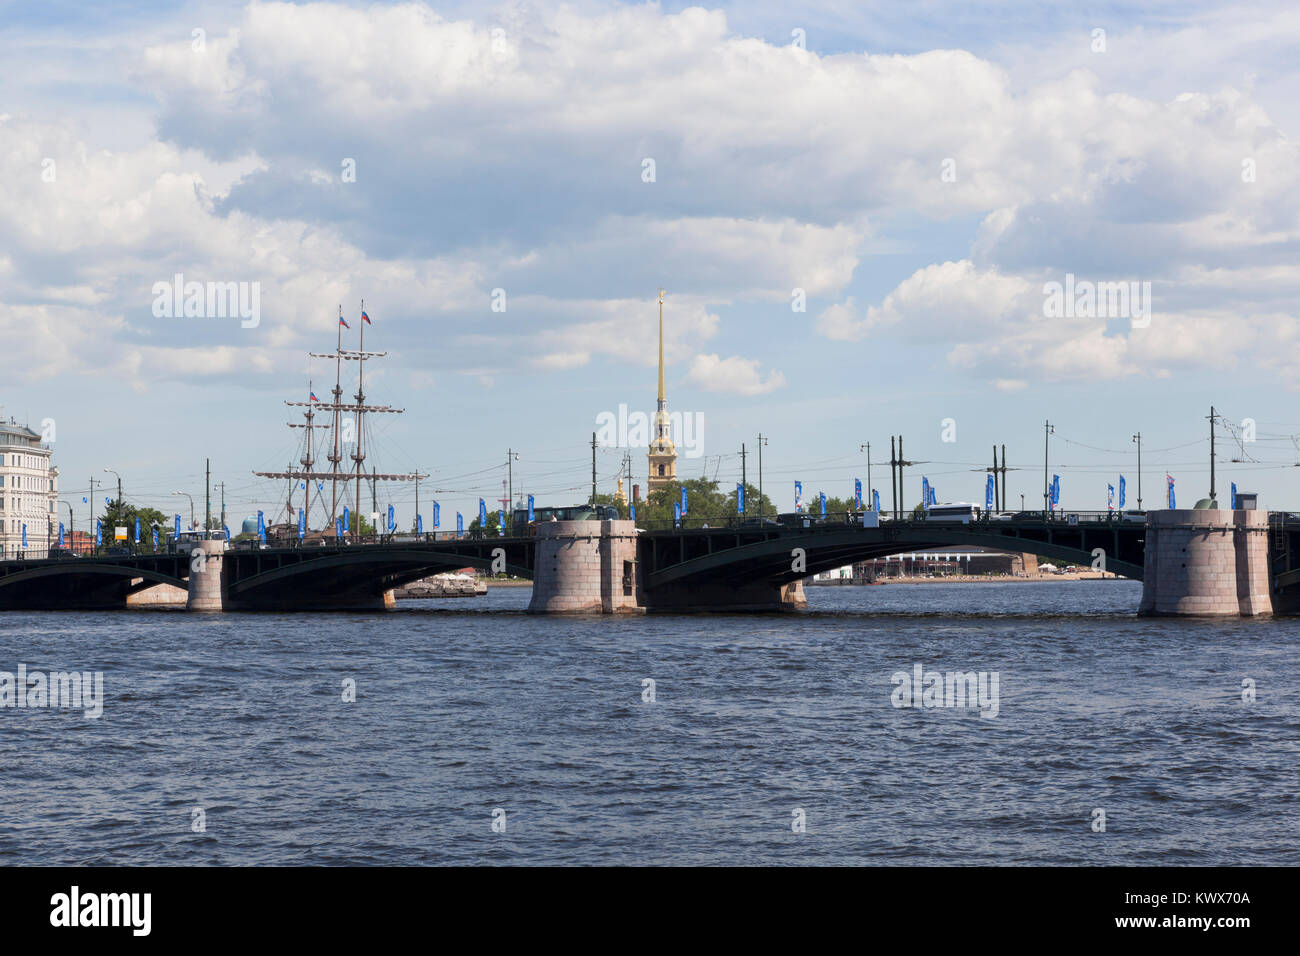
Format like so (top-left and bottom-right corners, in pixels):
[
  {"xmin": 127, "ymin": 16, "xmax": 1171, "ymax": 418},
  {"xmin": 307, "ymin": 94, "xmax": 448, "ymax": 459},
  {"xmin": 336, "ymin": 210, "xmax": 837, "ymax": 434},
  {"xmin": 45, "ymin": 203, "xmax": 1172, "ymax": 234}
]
[{"xmin": 686, "ymin": 353, "xmax": 786, "ymax": 395}]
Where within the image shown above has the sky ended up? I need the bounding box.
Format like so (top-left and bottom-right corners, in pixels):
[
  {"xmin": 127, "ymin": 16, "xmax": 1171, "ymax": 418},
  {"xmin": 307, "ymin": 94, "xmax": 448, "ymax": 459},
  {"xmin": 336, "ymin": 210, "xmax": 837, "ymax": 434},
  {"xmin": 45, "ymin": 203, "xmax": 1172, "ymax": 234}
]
[{"xmin": 2, "ymin": 0, "xmax": 1299, "ymax": 528}]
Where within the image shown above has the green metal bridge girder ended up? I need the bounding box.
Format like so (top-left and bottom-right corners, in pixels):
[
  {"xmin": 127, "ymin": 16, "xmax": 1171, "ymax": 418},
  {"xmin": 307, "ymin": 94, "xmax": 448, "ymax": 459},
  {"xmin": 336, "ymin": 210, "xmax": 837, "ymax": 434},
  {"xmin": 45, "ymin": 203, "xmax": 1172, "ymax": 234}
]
[
  {"xmin": 644, "ymin": 526, "xmax": 1144, "ymax": 590},
  {"xmin": 225, "ymin": 546, "xmax": 534, "ymax": 597},
  {"xmin": 0, "ymin": 562, "xmax": 189, "ymax": 591}
]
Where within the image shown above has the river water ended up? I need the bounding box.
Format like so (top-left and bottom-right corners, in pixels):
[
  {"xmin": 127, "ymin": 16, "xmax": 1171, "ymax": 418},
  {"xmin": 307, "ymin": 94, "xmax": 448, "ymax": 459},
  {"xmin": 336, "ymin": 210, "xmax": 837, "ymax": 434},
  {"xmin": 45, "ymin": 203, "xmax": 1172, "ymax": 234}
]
[{"xmin": 1, "ymin": 580, "xmax": 1297, "ymax": 865}]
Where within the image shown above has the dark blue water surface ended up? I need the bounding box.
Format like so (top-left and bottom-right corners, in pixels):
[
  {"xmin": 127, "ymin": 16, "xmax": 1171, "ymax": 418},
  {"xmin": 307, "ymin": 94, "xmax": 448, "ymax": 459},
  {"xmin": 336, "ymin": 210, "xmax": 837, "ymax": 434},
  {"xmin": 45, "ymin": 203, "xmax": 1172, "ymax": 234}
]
[{"xmin": 2, "ymin": 580, "xmax": 1297, "ymax": 865}]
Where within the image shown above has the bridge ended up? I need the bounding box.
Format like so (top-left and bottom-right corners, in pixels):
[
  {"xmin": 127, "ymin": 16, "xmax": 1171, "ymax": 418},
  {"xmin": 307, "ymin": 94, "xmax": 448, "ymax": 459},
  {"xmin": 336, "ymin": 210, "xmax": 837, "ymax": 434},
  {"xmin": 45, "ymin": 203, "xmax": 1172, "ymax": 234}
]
[
  {"xmin": 0, "ymin": 511, "xmax": 1158, "ymax": 612},
  {"xmin": 1, "ymin": 510, "xmax": 1295, "ymax": 614}
]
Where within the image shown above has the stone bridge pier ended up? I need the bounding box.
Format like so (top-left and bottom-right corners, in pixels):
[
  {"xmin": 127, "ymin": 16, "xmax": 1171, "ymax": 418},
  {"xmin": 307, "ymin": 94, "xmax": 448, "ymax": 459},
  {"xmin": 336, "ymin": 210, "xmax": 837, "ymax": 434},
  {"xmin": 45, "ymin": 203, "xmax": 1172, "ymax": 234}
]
[
  {"xmin": 527, "ymin": 520, "xmax": 807, "ymax": 614},
  {"xmin": 528, "ymin": 520, "xmax": 643, "ymax": 614},
  {"xmin": 1138, "ymin": 509, "xmax": 1272, "ymax": 617},
  {"xmin": 185, "ymin": 539, "xmax": 226, "ymax": 611}
]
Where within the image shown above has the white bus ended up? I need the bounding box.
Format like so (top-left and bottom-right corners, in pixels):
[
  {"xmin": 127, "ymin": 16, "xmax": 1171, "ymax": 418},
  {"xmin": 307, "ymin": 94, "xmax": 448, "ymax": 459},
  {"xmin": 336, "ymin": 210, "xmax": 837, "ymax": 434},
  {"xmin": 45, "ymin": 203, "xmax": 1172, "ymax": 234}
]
[{"xmin": 925, "ymin": 502, "xmax": 982, "ymax": 524}]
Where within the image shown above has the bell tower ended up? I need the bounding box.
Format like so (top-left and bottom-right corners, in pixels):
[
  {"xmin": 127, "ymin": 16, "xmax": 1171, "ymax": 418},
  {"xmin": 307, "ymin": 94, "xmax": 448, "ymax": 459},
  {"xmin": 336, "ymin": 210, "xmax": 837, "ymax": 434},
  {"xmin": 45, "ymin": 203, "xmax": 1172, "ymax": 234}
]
[{"xmin": 647, "ymin": 289, "xmax": 678, "ymax": 493}]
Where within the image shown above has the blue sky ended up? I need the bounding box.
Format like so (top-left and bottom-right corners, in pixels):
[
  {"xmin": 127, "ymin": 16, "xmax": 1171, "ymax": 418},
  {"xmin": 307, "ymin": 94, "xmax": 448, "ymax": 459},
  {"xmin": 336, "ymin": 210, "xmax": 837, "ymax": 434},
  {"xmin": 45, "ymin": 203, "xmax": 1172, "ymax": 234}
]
[{"xmin": 3, "ymin": 0, "xmax": 1299, "ymax": 528}]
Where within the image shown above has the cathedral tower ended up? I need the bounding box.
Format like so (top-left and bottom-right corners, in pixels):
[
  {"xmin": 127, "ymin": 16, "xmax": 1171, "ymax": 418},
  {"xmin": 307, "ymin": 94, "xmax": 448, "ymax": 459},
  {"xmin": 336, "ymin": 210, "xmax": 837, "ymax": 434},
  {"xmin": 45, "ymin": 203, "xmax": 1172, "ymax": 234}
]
[{"xmin": 647, "ymin": 289, "xmax": 678, "ymax": 493}]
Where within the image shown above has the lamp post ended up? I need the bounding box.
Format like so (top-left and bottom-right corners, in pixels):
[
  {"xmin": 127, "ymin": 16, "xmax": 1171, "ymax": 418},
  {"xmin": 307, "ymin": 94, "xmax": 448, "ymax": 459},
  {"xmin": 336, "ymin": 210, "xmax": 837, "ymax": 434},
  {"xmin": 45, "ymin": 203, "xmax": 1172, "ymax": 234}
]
[
  {"xmin": 860, "ymin": 441, "xmax": 872, "ymax": 510},
  {"xmin": 1041, "ymin": 421, "xmax": 1054, "ymax": 515},
  {"xmin": 60, "ymin": 500, "xmax": 74, "ymax": 553},
  {"xmin": 1132, "ymin": 432, "xmax": 1143, "ymax": 510},
  {"xmin": 173, "ymin": 491, "xmax": 195, "ymax": 531},
  {"xmin": 507, "ymin": 450, "xmax": 519, "ymax": 532},
  {"xmin": 757, "ymin": 434, "xmax": 768, "ymax": 520},
  {"xmin": 103, "ymin": 467, "xmax": 122, "ymax": 511}
]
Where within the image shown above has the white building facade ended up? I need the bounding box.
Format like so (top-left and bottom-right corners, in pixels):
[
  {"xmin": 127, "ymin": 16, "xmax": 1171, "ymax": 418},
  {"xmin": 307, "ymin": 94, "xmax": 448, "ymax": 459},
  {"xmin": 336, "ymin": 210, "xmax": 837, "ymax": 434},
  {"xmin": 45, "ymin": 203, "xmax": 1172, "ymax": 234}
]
[{"xmin": 0, "ymin": 420, "xmax": 58, "ymax": 558}]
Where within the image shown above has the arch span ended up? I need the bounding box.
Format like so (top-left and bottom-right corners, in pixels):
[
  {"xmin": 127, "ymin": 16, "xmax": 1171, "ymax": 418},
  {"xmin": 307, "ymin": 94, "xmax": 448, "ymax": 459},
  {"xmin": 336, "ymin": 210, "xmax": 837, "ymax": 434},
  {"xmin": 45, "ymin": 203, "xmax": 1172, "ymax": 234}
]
[
  {"xmin": 645, "ymin": 526, "xmax": 1142, "ymax": 590},
  {"xmin": 226, "ymin": 547, "xmax": 533, "ymax": 602},
  {"xmin": 0, "ymin": 562, "xmax": 188, "ymax": 591}
]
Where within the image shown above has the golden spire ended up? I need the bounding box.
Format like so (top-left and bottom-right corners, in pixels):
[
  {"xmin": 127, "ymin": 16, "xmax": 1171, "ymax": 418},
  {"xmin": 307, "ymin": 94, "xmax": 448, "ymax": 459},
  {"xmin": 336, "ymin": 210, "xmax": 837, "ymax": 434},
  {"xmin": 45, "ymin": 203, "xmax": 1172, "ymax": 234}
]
[{"xmin": 657, "ymin": 289, "xmax": 666, "ymax": 407}]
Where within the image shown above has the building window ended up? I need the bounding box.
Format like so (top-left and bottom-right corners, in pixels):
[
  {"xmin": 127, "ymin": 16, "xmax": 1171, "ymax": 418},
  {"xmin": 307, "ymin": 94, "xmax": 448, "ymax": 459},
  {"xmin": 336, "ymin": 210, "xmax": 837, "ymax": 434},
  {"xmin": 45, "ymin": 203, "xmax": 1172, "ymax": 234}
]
[{"xmin": 658, "ymin": 465, "xmax": 664, "ymax": 476}]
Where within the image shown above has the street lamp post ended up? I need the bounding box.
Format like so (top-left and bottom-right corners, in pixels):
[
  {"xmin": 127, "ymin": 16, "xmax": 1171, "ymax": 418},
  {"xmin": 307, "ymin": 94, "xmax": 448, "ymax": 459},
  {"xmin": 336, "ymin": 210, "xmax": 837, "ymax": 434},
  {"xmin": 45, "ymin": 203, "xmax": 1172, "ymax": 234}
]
[
  {"xmin": 506, "ymin": 450, "xmax": 519, "ymax": 532},
  {"xmin": 860, "ymin": 442, "xmax": 872, "ymax": 510},
  {"xmin": 103, "ymin": 468, "xmax": 122, "ymax": 510},
  {"xmin": 757, "ymin": 434, "xmax": 768, "ymax": 520},
  {"xmin": 173, "ymin": 491, "xmax": 195, "ymax": 531},
  {"xmin": 60, "ymin": 500, "xmax": 74, "ymax": 553},
  {"xmin": 1041, "ymin": 421, "xmax": 1054, "ymax": 516},
  {"xmin": 1131, "ymin": 432, "xmax": 1143, "ymax": 510}
]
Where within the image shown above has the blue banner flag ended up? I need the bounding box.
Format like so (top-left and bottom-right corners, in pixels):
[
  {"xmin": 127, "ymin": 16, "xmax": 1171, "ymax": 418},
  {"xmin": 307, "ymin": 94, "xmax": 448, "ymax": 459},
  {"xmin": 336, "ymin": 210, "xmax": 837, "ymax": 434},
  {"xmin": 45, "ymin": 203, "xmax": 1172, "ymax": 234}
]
[
  {"xmin": 134, "ymin": 518, "xmax": 140, "ymax": 543},
  {"xmin": 527, "ymin": 495, "xmax": 534, "ymax": 523},
  {"xmin": 1119, "ymin": 475, "xmax": 1126, "ymax": 509},
  {"xmin": 737, "ymin": 483, "xmax": 744, "ymax": 513},
  {"xmin": 96, "ymin": 519, "xmax": 102, "ymax": 546},
  {"xmin": 855, "ymin": 478, "xmax": 863, "ymax": 510},
  {"xmin": 456, "ymin": 512, "xmax": 464, "ymax": 533},
  {"xmin": 417, "ymin": 513, "xmax": 423, "ymax": 534},
  {"xmin": 673, "ymin": 501, "xmax": 681, "ymax": 527},
  {"xmin": 298, "ymin": 508, "xmax": 306, "ymax": 539},
  {"xmin": 872, "ymin": 488, "xmax": 881, "ymax": 512},
  {"xmin": 223, "ymin": 525, "xmax": 230, "ymax": 542},
  {"xmin": 58, "ymin": 522, "xmax": 65, "ymax": 548},
  {"xmin": 1051, "ymin": 475, "xmax": 1060, "ymax": 507},
  {"xmin": 175, "ymin": 514, "xmax": 181, "ymax": 537},
  {"xmin": 497, "ymin": 510, "xmax": 505, "ymax": 535},
  {"xmin": 794, "ymin": 480, "xmax": 803, "ymax": 512},
  {"xmin": 21, "ymin": 524, "xmax": 26, "ymax": 549},
  {"xmin": 257, "ymin": 510, "xmax": 266, "ymax": 542},
  {"xmin": 681, "ymin": 487, "xmax": 688, "ymax": 515},
  {"xmin": 630, "ymin": 500, "xmax": 636, "ymax": 521},
  {"xmin": 336, "ymin": 517, "xmax": 343, "ymax": 538},
  {"xmin": 152, "ymin": 527, "xmax": 159, "ymax": 548},
  {"xmin": 479, "ymin": 498, "xmax": 487, "ymax": 526},
  {"xmin": 929, "ymin": 484, "xmax": 937, "ymax": 506},
  {"xmin": 985, "ymin": 474, "xmax": 994, "ymax": 511},
  {"xmin": 1108, "ymin": 484, "xmax": 1115, "ymax": 510},
  {"xmin": 921, "ymin": 477, "xmax": 930, "ymax": 511},
  {"xmin": 1166, "ymin": 474, "xmax": 1175, "ymax": 509},
  {"xmin": 820, "ymin": 492, "xmax": 827, "ymax": 517},
  {"xmin": 342, "ymin": 507, "xmax": 349, "ymax": 534},
  {"xmin": 433, "ymin": 501, "xmax": 440, "ymax": 529},
  {"xmin": 1231, "ymin": 482, "xmax": 1238, "ymax": 509},
  {"xmin": 387, "ymin": 504, "xmax": 395, "ymax": 532}
]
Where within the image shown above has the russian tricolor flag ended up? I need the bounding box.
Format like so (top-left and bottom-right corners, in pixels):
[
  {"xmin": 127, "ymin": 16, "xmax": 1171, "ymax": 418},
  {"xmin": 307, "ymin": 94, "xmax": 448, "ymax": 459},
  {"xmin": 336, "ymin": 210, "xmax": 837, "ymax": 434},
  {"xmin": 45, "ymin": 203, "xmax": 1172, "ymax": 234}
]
[
  {"xmin": 339, "ymin": 316, "xmax": 350, "ymax": 328},
  {"xmin": 361, "ymin": 310, "xmax": 372, "ymax": 325},
  {"xmin": 309, "ymin": 391, "xmax": 319, "ymax": 402}
]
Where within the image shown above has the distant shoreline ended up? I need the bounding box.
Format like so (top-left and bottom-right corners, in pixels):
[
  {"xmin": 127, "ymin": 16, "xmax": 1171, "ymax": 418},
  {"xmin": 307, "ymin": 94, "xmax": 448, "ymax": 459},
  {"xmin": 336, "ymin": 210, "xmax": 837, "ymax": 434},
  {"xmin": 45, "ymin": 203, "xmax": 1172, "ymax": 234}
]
[
  {"xmin": 480, "ymin": 575, "xmax": 1129, "ymax": 591},
  {"xmin": 810, "ymin": 573, "xmax": 1126, "ymax": 585}
]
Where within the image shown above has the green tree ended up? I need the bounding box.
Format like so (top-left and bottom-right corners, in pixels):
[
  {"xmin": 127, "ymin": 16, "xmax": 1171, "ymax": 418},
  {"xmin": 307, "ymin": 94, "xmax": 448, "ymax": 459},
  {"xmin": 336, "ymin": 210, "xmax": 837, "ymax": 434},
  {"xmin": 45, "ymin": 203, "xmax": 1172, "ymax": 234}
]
[
  {"xmin": 630, "ymin": 477, "xmax": 775, "ymax": 527},
  {"xmin": 97, "ymin": 499, "xmax": 173, "ymax": 550}
]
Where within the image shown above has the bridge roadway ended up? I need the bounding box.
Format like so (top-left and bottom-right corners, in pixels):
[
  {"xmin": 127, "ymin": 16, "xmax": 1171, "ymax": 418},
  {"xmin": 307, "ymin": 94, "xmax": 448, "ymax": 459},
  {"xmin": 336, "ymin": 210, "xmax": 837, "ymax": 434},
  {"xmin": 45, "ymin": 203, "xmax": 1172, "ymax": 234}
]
[{"xmin": 0, "ymin": 512, "xmax": 1151, "ymax": 611}]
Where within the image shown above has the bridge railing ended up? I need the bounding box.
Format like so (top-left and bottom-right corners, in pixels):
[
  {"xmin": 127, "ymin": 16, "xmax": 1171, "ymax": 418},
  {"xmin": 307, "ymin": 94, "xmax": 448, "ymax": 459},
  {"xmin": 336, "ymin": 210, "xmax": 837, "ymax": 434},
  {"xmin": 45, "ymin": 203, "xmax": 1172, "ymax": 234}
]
[{"xmin": 629, "ymin": 509, "xmax": 1141, "ymax": 533}]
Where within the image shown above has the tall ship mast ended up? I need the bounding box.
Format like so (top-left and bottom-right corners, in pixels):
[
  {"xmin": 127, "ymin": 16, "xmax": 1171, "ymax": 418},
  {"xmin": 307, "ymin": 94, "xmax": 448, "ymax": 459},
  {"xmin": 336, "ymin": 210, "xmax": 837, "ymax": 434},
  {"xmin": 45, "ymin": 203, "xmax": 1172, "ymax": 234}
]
[{"xmin": 256, "ymin": 302, "xmax": 424, "ymax": 538}]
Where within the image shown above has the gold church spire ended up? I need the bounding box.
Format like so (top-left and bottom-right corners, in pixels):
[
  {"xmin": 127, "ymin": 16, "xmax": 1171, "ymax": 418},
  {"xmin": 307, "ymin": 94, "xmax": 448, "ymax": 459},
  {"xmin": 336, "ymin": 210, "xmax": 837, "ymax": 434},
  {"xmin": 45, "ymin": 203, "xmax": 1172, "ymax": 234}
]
[
  {"xmin": 657, "ymin": 288, "xmax": 666, "ymax": 408},
  {"xmin": 647, "ymin": 287, "xmax": 677, "ymax": 493}
]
